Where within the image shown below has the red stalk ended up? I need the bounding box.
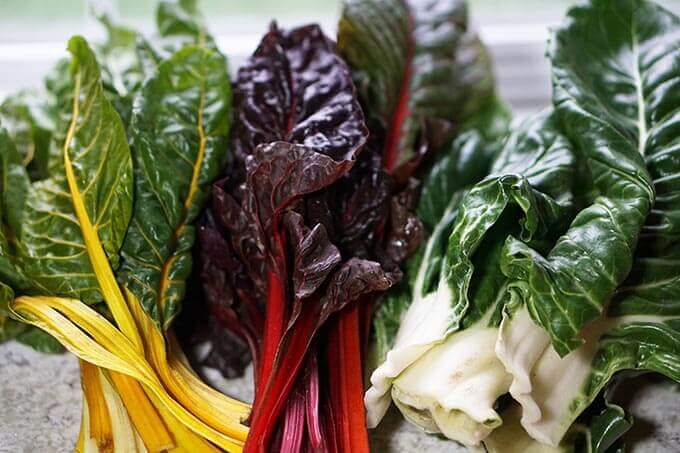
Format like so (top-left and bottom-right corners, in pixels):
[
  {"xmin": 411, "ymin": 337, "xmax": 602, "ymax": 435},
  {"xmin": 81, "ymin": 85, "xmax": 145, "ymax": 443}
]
[
  {"xmin": 250, "ymin": 222, "xmax": 288, "ymax": 428},
  {"xmin": 245, "ymin": 303, "xmax": 321, "ymax": 452},
  {"xmin": 304, "ymin": 354, "xmax": 324, "ymax": 450},
  {"xmin": 340, "ymin": 304, "xmax": 370, "ymax": 452},
  {"xmin": 280, "ymin": 388, "xmax": 306, "ymax": 453},
  {"xmin": 327, "ymin": 303, "xmax": 370, "ymax": 453},
  {"xmin": 381, "ymin": 14, "xmax": 414, "ymax": 172},
  {"xmin": 257, "ymin": 270, "xmax": 286, "ymax": 392},
  {"xmin": 326, "ymin": 322, "xmax": 343, "ymax": 453}
]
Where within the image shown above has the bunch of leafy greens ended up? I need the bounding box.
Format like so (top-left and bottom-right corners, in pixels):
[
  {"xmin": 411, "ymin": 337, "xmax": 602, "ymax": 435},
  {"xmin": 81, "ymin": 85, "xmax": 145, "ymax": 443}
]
[
  {"xmin": 0, "ymin": 1, "xmax": 253, "ymax": 451},
  {"xmin": 192, "ymin": 0, "xmax": 500, "ymax": 451},
  {"xmin": 366, "ymin": 0, "xmax": 680, "ymax": 451}
]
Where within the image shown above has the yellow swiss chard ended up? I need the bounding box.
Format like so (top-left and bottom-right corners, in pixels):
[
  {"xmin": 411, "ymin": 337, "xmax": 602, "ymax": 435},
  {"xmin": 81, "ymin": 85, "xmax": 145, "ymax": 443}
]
[{"xmin": 4, "ymin": 32, "xmax": 249, "ymax": 453}]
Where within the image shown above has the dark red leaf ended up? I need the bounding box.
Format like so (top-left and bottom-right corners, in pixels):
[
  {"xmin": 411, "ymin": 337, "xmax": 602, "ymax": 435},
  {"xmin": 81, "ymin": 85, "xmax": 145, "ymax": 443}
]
[{"xmin": 232, "ymin": 23, "xmax": 368, "ymax": 165}]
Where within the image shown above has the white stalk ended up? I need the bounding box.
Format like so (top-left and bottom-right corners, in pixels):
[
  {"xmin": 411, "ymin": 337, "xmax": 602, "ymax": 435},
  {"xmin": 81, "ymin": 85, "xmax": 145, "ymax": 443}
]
[
  {"xmin": 497, "ymin": 303, "xmax": 666, "ymax": 445},
  {"xmin": 389, "ymin": 308, "xmax": 511, "ymax": 446},
  {"xmin": 365, "ymin": 280, "xmax": 454, "ymax": 427}
]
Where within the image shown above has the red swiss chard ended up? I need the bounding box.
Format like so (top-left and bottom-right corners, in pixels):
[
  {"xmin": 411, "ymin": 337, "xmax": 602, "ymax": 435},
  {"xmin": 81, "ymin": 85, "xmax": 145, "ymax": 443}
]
[
  {"xmin": 198, "ymin": 23, "xmax": 409, "ymax": 452},
  {"xmin": 196, "ymin": 0, "xmax": 494, "ymax": 447}
]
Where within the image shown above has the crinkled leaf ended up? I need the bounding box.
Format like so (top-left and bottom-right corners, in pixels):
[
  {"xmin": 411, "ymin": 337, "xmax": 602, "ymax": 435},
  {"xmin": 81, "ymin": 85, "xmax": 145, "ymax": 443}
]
[
  {"xmin": 497, "ymin": 272, "xmax": 680, "ymax": 447},
  {"xmin": 284, "ymin": 212, "xmax": 341, "ymax": 304},
  {"xmin": 197, "ymin": 21, "xmax": 370, "ymax": 362},
  {"xmin": 498, "ymin": 226, "xmax": 680, "ymax": 447},
  {"xmin": 198, "ymin": 24, "xmax": 396, "ymax": 450},
  {"xmin": 20, "ymin": 36, "xmax": 133, "ymax": 303},
  {"xmin": 443, "ymin": 111, "xmax": 575, "ymax": 332},
  {"xmin": 232, "ymin": 23, "xmax": 367, "ymax": 167},
  {"xmin": 119, "ymin": 45, "xmax": 231, "ymax": 328},
  {"xmin": 503, "ymin": 0, "xmax": 677, "ymax": 356},
  {"xmin": 338, "ymin": 0, "xmax": 494, "ymax": 173},
  {"xmin": 211, "ymin": 22, "xmax": 369, "ymax": 288}
]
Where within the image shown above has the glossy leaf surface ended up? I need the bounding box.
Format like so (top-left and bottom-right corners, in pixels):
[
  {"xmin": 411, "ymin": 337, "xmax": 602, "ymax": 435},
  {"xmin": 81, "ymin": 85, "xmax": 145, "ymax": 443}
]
[
  {"xmin": 20, "ymin": 36, "xmax": 134, "ymax": 303},
  {"xmin": 503, "ymin": 0, "xmax": 679, "ymax": 355},
  {"xmin": 119, "ymin": 45, "xmax": 231, "ymax": 328},
  {"xmin": 338, "ymin": 0, "xmax": 494, "ymax": 173}
]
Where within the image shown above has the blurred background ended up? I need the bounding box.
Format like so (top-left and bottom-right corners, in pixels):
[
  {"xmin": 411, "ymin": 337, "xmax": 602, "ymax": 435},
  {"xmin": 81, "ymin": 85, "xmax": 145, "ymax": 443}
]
[{"xmin": 2, "ymin": 0, "xmax": 677, "ymax": 118}]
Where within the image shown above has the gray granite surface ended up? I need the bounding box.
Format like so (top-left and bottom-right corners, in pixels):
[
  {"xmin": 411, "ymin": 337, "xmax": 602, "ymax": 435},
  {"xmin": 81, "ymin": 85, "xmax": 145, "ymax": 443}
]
[{"xmin": 1, "ymin": 341, "xmax": 678, "ymax": 452}]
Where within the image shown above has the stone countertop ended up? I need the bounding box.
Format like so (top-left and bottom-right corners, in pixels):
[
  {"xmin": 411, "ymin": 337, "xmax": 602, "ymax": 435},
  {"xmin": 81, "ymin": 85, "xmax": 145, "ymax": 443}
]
[{"xmin": 1, "ymin": 341, "xmax": 678, "ymax": 452}]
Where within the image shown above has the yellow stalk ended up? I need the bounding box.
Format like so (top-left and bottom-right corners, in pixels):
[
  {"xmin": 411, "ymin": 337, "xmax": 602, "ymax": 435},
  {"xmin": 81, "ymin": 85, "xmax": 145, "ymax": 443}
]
[
  {"xmin": 126, "ymin": 288, "xmax": 250, "ymax": 434},
  {"xmin": 11, "ymin": 296, "xmax": 246, "ymax": 452},
  {"xmin": 98, "ymin": 370, "xmax": 144, "ymax": 452},
  {"xmin": 78, "ymin": 392, "xmax": 101, "ymax": 453},
  {"xmin": 61, "ymin": 71, "xmax": 143, "ymax": 353},
  {"xmin": 76, "ymin": 400, "xmax": 88, "ymax": 453},
  {"xmin": 144, "ymin": 388, "xmax": 221, "ymax": 453},
  {"xmin": 170, "ymin": 336, "xmax": 251, "ymax": 419},
  {"xmin": 109, "ymin": 371, "xmax": 174, "ymax": 452},
  {"xmin": 133, "ymin": 428, "xmax": 149, "ymax": 453},
  {"xmin": 80, "ymin": 361, "xmax": 114, "ymax": 452}
]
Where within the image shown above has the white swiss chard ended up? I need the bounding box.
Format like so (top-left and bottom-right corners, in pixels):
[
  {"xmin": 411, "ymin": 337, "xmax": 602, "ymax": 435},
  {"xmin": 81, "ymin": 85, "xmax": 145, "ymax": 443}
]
[
  {"xmin": 496, "ymin": 0, "xmax": 680, "ymax": 447},
  {"xmin": 366, "ymin": 110, "xmax": 577, "ymax": 445}
]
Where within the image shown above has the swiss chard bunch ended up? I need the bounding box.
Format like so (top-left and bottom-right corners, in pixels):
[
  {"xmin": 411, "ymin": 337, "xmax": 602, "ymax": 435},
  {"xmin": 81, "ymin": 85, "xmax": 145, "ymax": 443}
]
[
  {"xmin": 195, "ymin": 0, "xmax": 499, "ymax": 451},
  {"xmin": 1, "ymin": 1, "xmax": 253, "ymax": 451},
  {"xmin": 198, "ymin": 22, "xmax": 400, "ymax": 452},
  {"xmin": 367, "ymin": 0, "xmax": 680, "ymax": 451}
]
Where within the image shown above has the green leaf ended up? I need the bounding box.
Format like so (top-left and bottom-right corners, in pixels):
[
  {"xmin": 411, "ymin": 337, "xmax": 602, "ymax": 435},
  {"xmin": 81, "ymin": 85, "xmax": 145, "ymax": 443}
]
[
  {"xmin": 14, "ymin": 323, "xmax": 64, "ymax": 353},
  {"xmin": 0, "ymin": 282, "xmax": 58, "ymax": 353},
  {"xmin": 0, "ymin": 316, "xmax": 26, "ymax": 342},
  {"xmin": 93, "ymin": 12, "xmax": 147, "ymax": 126},
  {"xmin": 0, "ymin": 127, "xmax": 30, "ymax": 235},
  {"xmin": 585, "ymin": 397, "xmax": 632, "ymax": 453},
  {"xmin": 43, "ymin": 59, "xmax": 75, "ymax": 177},
  {"xmin": 119, "ymin": 45, "xmax": 231, "ymax": 329},
  {"xmin": 417, "ymin": 131, "xmax": 496, "ymax": 234},
  {"xmin": 0, "ymin": 92, "xmax": 54, "ymax": 180},
  {"xmin": 445, "ymin": 111, "xmax": 575, "ymax": 332},
  {"xmin": 155, "ymin": 0, "xmax": 216, "ymax": 57},
  {"xmin": 503, "ymin": 0, "xmax": 678, "ymax": 356},
  {"xmin": 338, "ymin": 0, "xmax": 495, "ymax": 171},
  {"xmin": 19, "ymin": 36, "xmax": 134, "ymax": 303},
  {"xmin": 0, "ymin": 128, "xmax": 32, "ymax": 294}
]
